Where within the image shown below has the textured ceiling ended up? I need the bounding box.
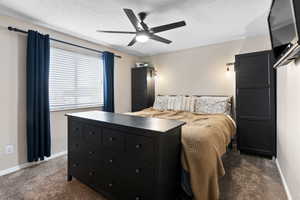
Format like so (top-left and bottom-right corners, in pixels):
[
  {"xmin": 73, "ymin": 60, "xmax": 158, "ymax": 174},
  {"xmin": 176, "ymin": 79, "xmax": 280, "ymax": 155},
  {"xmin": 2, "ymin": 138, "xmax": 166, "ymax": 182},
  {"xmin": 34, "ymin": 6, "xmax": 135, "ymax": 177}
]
[{"xmin": 0, "ymin": 0, "xmax": 272, "ymax": 56}]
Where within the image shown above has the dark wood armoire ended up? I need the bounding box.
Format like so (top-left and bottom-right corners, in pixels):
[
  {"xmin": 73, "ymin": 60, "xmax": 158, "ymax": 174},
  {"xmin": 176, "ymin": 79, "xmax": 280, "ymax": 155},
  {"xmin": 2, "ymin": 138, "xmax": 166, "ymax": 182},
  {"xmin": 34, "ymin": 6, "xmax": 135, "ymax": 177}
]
[
  {"xmin": 131, "ymin": 67, "xmax": 155, "ymax": 112},
  {"xmin": 235, "ymin": 50, "xmax": 276, "ymax": 158}
]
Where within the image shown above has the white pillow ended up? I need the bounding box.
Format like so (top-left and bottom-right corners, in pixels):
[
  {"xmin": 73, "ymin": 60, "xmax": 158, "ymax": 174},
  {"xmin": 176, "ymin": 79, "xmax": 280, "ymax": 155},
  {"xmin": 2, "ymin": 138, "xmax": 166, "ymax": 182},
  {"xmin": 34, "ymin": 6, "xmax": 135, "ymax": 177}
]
[
  {"xmin": 167, "ymin": 96, "xmax": 176, "ymax": 110},
  {"xmin": 167, "ymin": 95, "xmax": 182, "ymax": 111},
  {"xmin": 153, "ymin": 95, "xmax": 169, "ymax": 111},
  {"xmin": 189, "ymin": 96, "xmax": 197, "ymax": 112},
  {"xmin": 194, "ymin": 96, "xmax": 231, "ymax": 115},
  {"xmin": 180, "ymin": 96, "xmax": 195, "ymax": 112}
]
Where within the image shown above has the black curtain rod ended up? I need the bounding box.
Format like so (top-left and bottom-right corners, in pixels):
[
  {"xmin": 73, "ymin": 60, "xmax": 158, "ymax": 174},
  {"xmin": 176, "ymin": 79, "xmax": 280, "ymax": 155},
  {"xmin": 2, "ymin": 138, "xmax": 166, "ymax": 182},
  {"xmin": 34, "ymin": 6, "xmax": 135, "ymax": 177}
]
[{"xmin": 7, "ymin": 26, "xmax": 122, "ymax": 59}]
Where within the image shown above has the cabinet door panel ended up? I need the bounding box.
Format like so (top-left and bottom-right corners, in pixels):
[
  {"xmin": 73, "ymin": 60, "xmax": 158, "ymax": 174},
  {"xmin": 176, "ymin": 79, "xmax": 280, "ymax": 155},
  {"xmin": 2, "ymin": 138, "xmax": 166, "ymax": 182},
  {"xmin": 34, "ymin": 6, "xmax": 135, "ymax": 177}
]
[
  {"xmin": 238, "ymin": 120, "xmax": 274, "ymax": 153},
  {"xmin": 132, "ymin": 67, "xmax": 155, "ymax": 112},
  {"xmin": 235, "ymin": 51, "xmax": 276, "ymax": 157},
  {"xmin": 236, "ymin": 53, "xmax": 270, "ymax": 88},
  {"xmin": 237, "ymin": 88, "xmax": 271, "ymax": 119}
]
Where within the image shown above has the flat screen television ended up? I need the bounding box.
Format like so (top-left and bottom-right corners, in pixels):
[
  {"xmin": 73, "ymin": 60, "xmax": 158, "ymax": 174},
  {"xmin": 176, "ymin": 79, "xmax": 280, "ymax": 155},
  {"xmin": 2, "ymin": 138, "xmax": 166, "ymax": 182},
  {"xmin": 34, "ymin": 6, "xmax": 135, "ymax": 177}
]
[{"xmin": 268, "ymin": 0, "xmax": 300, "ymax": 68}]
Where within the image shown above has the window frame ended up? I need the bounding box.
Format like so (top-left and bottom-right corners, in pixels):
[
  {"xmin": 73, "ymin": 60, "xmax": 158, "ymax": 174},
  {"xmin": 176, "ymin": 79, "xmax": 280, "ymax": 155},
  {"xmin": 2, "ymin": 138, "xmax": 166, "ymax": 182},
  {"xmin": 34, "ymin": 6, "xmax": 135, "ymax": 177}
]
[{"xmin": 49, "ymin": 47, "xmax": 104, "ymax": 112}]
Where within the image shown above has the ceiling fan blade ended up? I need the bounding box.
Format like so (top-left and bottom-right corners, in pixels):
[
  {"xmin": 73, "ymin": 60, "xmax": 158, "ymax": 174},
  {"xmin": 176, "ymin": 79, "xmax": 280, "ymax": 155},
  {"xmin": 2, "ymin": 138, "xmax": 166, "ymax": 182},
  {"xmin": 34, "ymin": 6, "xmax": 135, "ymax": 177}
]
[
  {"xmin": 151, "ymin": 35, "xmax": 172, "ymax": 44},
  {"xmin": 123, "ymin": 8, "xmax": 140, "ymax": 31},
  {"xmin": 97, "ymin": 30, "xmax": 137, "ymax": 34},
  {"xmin": 150, "ymin": 21, "xmax": 186, "ymax": 33},
  {"xmin": 128, "ymin": 37, "xmax": 137, "ymax": 46},
  {"xmin": 140, "ymin": 21, "xmax": 149, "ymax": 31}
]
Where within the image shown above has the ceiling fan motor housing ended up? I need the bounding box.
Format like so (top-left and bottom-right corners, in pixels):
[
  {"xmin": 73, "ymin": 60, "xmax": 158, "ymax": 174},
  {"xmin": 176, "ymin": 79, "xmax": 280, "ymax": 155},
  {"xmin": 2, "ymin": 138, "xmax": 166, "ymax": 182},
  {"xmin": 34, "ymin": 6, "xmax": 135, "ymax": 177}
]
[{"xmin": 138, "ymin": 12, "xmax": 147, "ymax": 21}]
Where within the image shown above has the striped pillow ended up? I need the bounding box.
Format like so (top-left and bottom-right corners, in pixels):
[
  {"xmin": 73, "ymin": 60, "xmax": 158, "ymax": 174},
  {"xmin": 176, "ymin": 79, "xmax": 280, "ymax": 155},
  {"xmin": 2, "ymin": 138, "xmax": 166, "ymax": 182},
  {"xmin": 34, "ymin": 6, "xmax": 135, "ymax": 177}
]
[{"xmin": 167, "ymin": 95, "xmax": 182, "ymax": 111}]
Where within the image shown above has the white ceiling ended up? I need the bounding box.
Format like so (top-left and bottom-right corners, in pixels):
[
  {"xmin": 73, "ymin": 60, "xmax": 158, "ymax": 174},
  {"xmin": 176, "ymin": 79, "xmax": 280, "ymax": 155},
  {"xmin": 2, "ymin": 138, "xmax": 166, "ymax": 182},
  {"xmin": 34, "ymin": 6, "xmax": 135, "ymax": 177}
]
[{"xmin": 0, "ymin": 0, "xmax": 272, "ymax": 56}]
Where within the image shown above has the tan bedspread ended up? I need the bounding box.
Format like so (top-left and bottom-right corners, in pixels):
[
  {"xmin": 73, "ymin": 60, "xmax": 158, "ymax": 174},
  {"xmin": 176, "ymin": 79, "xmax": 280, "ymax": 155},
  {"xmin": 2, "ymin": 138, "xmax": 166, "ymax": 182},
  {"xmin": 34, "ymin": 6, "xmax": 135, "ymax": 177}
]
[{"xmin": 127, "ymin": 108, "xmax": 236, "ymax": 200}]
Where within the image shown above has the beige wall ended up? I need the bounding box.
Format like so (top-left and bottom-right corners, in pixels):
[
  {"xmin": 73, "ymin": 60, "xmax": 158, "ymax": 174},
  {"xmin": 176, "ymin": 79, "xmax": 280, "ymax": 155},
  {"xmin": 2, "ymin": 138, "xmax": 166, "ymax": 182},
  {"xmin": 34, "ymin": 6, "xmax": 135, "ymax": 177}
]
[
  {"xmin": 277, "ymin": 60, "xmax": 300, "ymax": 199},
  {"xmin": 142, "ymin": 36, "xmax": 271, "ymax": 97},
  {"xmin": 0, "ymin": 15, "xmax": 139, "ymax": 171}
]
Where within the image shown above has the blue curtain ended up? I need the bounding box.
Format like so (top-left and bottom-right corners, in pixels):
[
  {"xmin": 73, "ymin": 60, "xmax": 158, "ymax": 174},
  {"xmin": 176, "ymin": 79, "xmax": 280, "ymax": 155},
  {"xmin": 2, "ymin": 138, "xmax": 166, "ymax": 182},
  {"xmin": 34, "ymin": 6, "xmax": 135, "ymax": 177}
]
[
  {"xmin": 26, "ymin": 30, "xmax": 51, "ymax": 162},
  {"xmin": 102, "ymin": 51, "xmax": 115, "ymax": 112}
]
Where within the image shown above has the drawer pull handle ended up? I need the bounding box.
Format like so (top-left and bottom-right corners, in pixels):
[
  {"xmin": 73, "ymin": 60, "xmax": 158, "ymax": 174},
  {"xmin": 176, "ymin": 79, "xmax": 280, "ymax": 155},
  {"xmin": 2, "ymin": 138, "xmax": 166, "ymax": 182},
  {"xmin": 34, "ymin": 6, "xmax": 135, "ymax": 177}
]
[
  {"xmin": 89, "ymin": 131, "xmax": 95, "ymax": 135},
  {"xmin": 135, "ymin": 169, "xmax": 141, "ymax": 174},
  {"xmin": 89, "ymin": 172, "xmax": 94, "ymax": 176},
  {"xmin": 89, "ymin": 151, "xmax": 95, "ymax": 155},
  {"xmin": 109, "ymin": 159, "xmax": 113, "ymax": 163},
  {"xmin": 108, "ymin": 183, "xmax": 113, "ymax": 188},
  {"xmin": 109, "ymin": 137, "xmax": 114, "ymax": 141},
  {"xmin": 135, "ymin": 144, "xmax": 142, "ymax": 149}
]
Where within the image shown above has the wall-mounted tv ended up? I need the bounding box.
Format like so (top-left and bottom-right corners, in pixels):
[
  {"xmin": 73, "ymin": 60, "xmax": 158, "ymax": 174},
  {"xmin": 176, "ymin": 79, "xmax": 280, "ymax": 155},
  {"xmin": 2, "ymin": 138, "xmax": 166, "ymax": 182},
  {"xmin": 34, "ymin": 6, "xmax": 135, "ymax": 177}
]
[{"xmin": 268, "ymin": 0, "xmax": 300, "ymax": 68}]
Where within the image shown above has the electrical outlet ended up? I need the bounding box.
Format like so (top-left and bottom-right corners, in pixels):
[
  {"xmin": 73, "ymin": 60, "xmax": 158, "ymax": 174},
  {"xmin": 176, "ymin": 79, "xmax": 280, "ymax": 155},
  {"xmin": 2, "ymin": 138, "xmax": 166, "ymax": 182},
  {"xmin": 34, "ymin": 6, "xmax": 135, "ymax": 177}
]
[{"xmin": 5, "ymin": 145, "xmax": 14, "ymax": 154}]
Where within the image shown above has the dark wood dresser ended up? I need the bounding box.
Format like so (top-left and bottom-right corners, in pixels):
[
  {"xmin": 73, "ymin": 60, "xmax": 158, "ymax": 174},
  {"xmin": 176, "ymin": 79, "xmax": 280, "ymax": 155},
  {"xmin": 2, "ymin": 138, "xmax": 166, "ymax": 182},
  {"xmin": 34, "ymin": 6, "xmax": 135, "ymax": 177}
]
[
  {"xmin": 235, "ymin": 50, "xmax": 276, "ymax": 158},
  {"xmin": 66, "ymin": 111, "xmax": 185, "ymax": 200},
  {"xmin": 132, "ymin": 67, "xmax": 155, "ymax": 112}
]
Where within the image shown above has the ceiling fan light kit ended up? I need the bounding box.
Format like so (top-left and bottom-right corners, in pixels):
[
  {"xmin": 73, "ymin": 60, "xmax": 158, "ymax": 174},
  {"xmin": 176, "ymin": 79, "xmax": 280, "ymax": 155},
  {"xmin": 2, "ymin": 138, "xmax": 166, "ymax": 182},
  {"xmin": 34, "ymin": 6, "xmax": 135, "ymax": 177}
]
[
  {"xmin": 136, "ymin": 32, "xmax": 149, "ymax": 43},
  {"xmin": 97, "ymin": 8, "xmax": 186, "ymax": 46}
]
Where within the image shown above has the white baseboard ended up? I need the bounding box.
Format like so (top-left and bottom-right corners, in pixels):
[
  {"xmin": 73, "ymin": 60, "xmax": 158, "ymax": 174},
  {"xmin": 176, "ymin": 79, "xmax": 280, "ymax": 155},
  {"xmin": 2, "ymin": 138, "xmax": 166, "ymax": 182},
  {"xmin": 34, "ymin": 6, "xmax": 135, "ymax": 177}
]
[
  {"xmin": 276, "ymin": 159, "xmax": 293, "ymax": 200},
  {"xmin": 0, "ymin": 151, "xmax": 67, "ymax": 177}
]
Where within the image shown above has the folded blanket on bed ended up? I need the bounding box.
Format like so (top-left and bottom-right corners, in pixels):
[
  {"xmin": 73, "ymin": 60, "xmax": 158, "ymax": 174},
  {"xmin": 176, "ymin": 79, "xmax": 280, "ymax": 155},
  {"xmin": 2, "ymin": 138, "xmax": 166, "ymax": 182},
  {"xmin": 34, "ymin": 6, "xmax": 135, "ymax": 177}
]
[{"xmin": 127, "ymin": 108, "xmax": 236, "ymax": 200}]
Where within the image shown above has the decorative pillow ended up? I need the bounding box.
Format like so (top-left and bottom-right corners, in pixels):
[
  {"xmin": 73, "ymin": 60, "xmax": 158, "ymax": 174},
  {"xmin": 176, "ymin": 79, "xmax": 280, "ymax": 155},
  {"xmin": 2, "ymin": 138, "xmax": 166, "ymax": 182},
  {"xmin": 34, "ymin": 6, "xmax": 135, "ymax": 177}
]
[
  {"xmin": 153, "ymin": 95, "xmax": 169, "ymax": 111},
  {"xmin": 167, "ymin": 96, "xmax": 176, "ymax": 110},
  {"xmin": 167, "ymin": 95, "xmax": 182, "ymax": 111},
  {"xmin": 189, "ymin": 96, "xmax": 198, "ymax": 112},
  {"xmin": 194, "ymin": 96, "xmax": 231, "ymax": 115},
  {"xmin": 180, "ymin": 96, "xmax": 194, "ymax": 112}
]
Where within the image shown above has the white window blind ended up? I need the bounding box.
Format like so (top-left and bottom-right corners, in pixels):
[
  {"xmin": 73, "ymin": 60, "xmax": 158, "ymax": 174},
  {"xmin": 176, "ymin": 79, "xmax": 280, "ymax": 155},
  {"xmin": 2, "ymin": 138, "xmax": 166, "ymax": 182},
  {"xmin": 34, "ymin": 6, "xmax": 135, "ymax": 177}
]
[{"xmin": 49, "ymin": 47, "xmax": 103, "ymax": 111}]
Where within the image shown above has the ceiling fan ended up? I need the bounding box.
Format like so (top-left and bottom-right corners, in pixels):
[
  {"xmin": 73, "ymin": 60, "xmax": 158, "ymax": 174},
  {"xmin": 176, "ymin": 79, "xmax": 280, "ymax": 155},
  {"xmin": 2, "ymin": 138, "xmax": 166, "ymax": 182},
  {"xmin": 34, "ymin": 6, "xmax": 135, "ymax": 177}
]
[{"xmin": 97, "ymin": 8, "xmax": 186, "ymax": 46}]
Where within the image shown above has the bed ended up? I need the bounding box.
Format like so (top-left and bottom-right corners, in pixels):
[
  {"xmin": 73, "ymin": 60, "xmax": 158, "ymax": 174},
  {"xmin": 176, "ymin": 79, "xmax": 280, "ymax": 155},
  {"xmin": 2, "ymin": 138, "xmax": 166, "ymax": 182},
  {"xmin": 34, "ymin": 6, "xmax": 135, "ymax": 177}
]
[{"xmin": 126, "ymin": 95, "xmax": 236, "ymax": 200}]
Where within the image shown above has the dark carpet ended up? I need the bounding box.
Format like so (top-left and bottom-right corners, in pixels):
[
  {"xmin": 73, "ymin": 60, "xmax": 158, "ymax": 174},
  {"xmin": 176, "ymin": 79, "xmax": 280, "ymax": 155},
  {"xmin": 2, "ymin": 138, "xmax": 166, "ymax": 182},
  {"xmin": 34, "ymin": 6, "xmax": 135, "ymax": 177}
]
[{"xmin": 0, "ymin": 152, "xmax": 287, "ymax": 200}]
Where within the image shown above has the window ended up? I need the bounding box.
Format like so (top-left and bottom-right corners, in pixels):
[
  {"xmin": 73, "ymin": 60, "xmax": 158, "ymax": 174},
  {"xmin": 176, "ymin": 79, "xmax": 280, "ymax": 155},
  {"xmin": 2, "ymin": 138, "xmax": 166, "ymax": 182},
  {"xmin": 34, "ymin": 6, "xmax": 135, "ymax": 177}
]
[{"xmin": 49, "ymin": 47, "xmax": 103, "ymax": 111}]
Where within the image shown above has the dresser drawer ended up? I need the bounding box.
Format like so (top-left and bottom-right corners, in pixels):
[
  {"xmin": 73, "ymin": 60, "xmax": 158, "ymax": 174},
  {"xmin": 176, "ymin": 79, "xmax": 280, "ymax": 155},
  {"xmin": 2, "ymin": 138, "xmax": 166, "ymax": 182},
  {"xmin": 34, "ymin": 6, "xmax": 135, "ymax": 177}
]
[
  {"xmin": 94, "ymin": 169, "xmax": 122, "ymax": 198},
  {"xmin": 69, "ymin": 157, "xmax": 92, "ymax": 184},
  {"xmin": 123, "ymin": 163, "xmax": 154, "ymax": 188},
  {"xmin": 83, "ymin": 125, "xmax": 101, "ymax": 145},
  {"xmin": 69, "ymin": 158, "xmax": 81, "ymax": 175},
  {"xmin": 122, "ymin": 161, "xmax": 155, "ymax": 199},
  {"xmin": 85, "ymin": 145, "xmax": 101, "ymax": 161},
  {"xmin": 69, "ymin": 120, "xmax": 82, "ymax": 141},
  {"xmin": 126, "ymin": 134, "xmax": 154, "ymax": 164},
  {"xmin": 102, "ymin": 153, "xmax": 123, "ymax": 169},
  {"xmin": 69, "ymin": 142, "xmax": 85, "ymax": 160},
  {"xmin": 124, "ymin": 191, "xmax": 153, "ymax": 200},
  {"xmin": 122, "ymin": 179, "xmax": 154, "ymax": 200},
  {"xmin": 102, "ymin": 129, "xmax": 125, "ymax": 152}
]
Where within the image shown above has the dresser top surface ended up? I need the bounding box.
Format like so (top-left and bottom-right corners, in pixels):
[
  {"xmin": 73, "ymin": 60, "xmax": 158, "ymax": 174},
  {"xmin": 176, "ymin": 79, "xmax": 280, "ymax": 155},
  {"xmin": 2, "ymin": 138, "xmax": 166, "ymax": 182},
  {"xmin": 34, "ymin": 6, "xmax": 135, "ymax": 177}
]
[{"xmin": 66, "ymin": 111, "xmax": 185, "ymax": 133}]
